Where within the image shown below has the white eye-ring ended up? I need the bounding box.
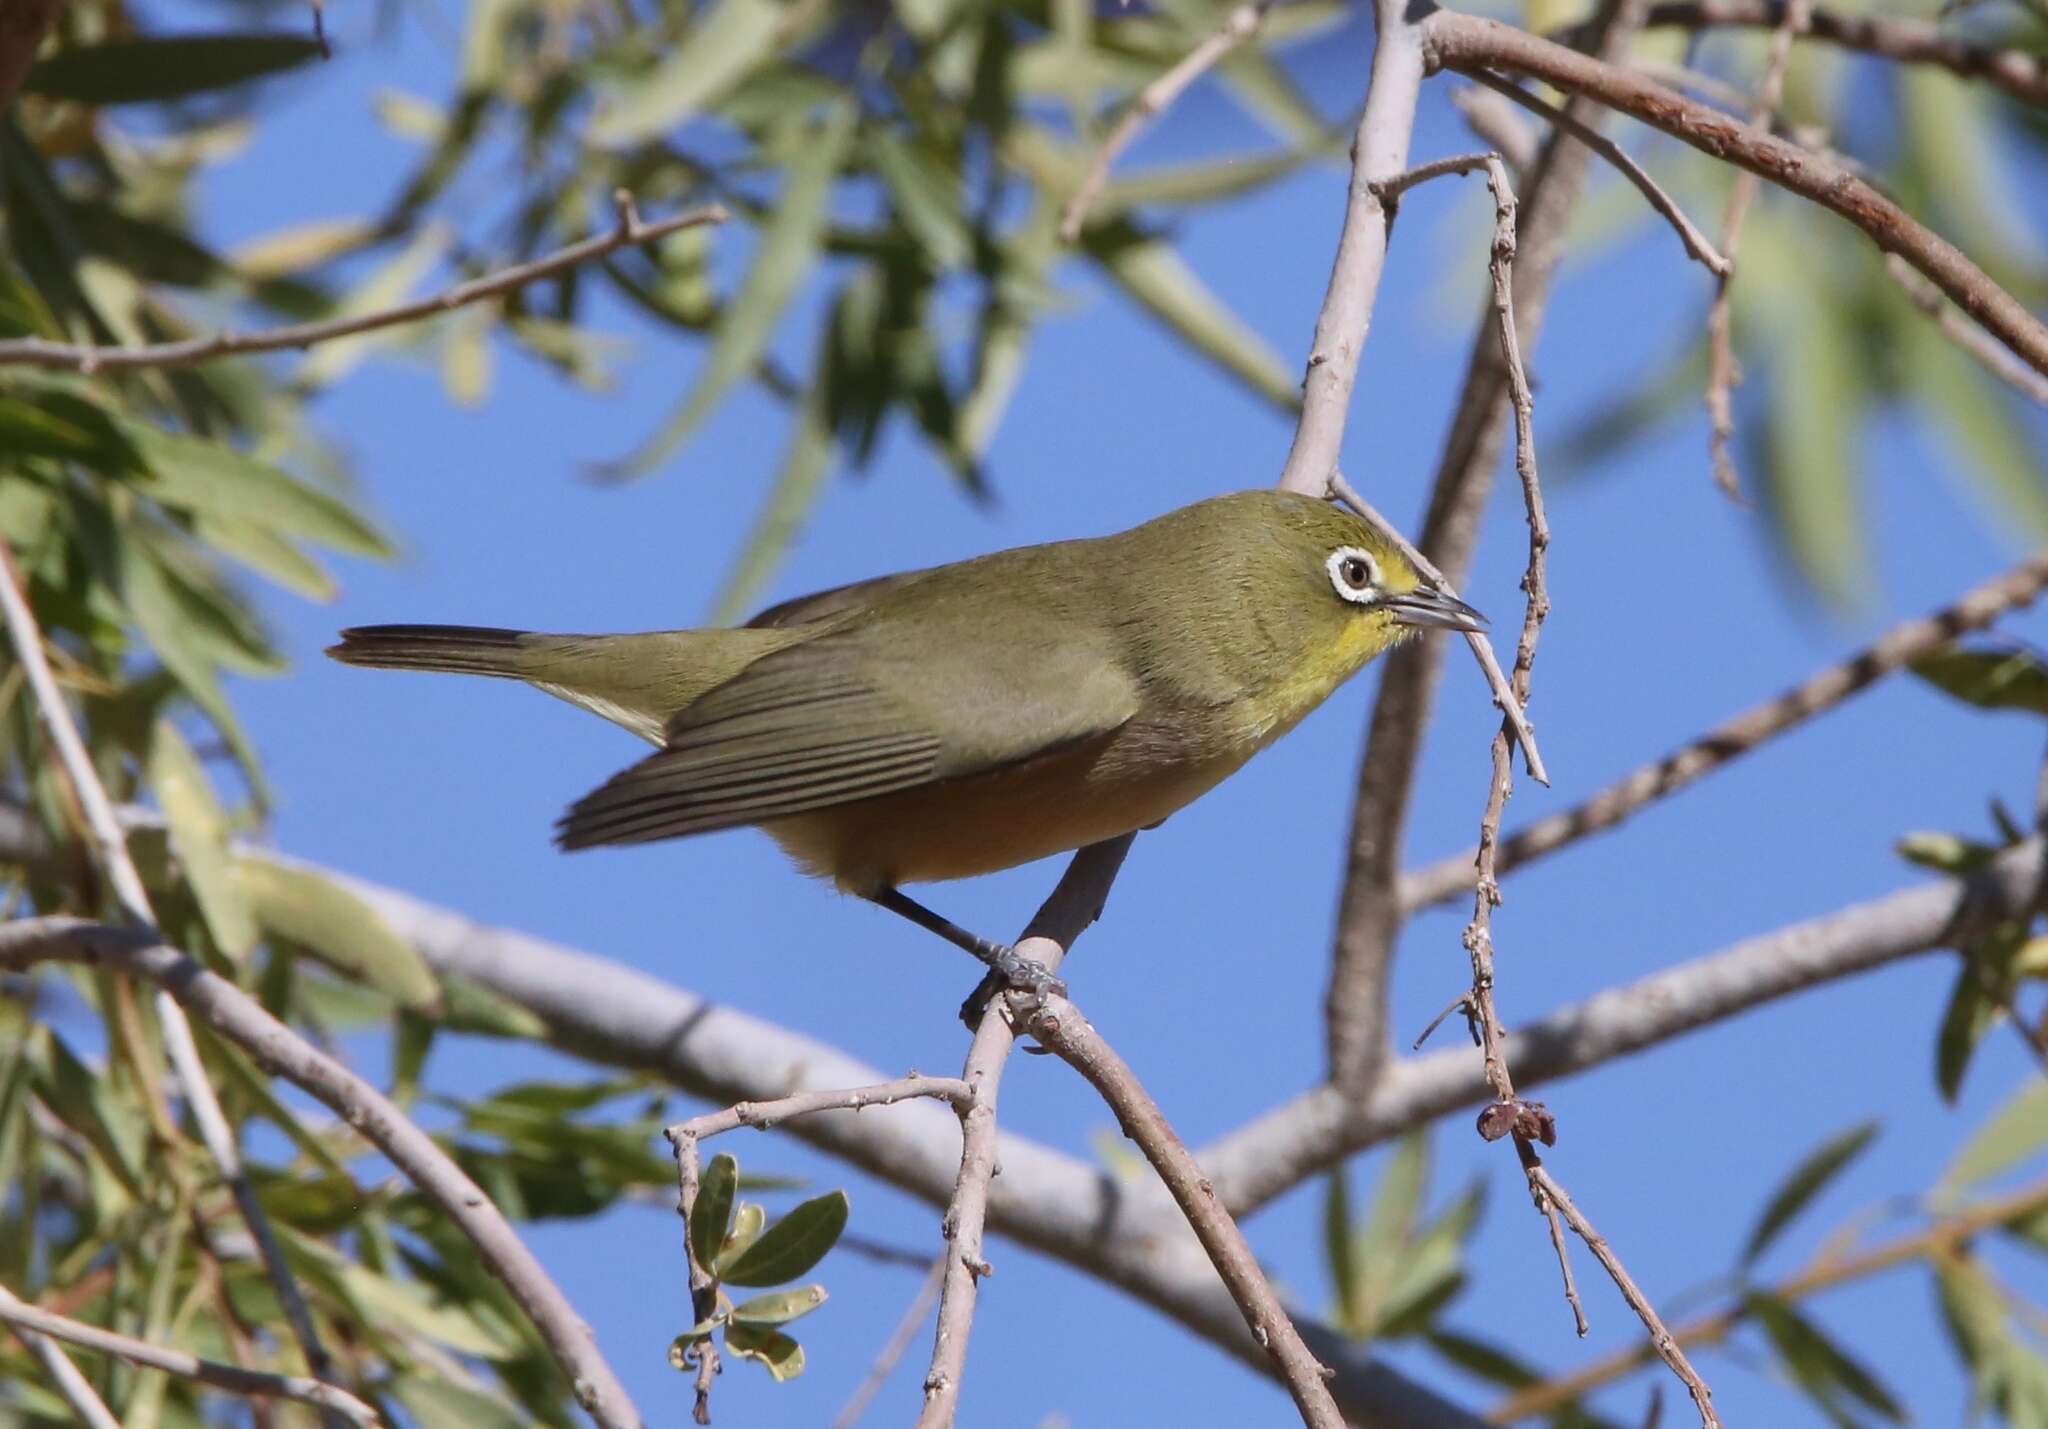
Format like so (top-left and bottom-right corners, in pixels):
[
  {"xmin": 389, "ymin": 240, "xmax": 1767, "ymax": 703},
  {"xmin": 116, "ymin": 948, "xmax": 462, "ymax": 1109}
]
[{"xmin": 1327, "ymin": 546, "xmax": 1379, "ymax": 604}]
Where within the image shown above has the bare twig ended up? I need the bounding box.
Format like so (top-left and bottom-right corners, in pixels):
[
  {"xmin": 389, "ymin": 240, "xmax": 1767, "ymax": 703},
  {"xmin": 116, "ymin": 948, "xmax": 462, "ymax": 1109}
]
[
  {"xmin": 832, "ymin": 1258, "xmax": 946, "ymax": 1429},
  {"xmin": 917, "ymin": 836, "xmax": 1134, "ymax": 1429},
  {"xmin": 1886, "ymin": 254, "xmax": 2048, "ymax": 407},
  {"xmin": 662, "ymin": 1074, "xmax": 973, "ymax": 1424},
  {"xmin": 1524, "ymin": 1163, "xmax": 1720, "ymax": 1426},
  {"xmin": 1400, "ymin": 549, "xmax": 2048, "ymax": 913},
  {"xmin": 1016, "ymin": 991, "xmax": 1344, "ymax": 1429},
  {"xmin": 0, "ymin": 1283, "xmax": 122, "ymax": 1429},
  {"xmin": 1320, "ymin": 0, "xmax": 1647, "ymax": 1098},
  {"xmin": 1625, "ymin": 0, "xmax": 2048, "ymax": 107},
  {"xmin": 1703, "ymin": 0, "xmax": 1809, "ymax": 498},
  {"xmin": 0, "ymin": 195, "xmax": 727, "ymax": 373},
  {"xmin": 0, "ymin": 1286, "xmax": 382, "ymax": 1425},
  {"xmin": 1331, "ymin": 471, "xmax": 1549, "ymax": 787},
  {"xmin": 1059, "ymin": 2, "xmax": 1273, "ymax": 241},
  {"xmin": 0, "ymin": 545, "xmax": 345, "ymax": 1418},
  {"xmin": 1531, "ymin": 1180, "xmax": 1590, "ymax": 1337},
  {"xmin": 1463, "ymin": 72, "xmax": 1729, "ymax": 277},
  {"xmin": 1421, "ymin": 12, "xmax": 2048, "ymax": 378},
  {"xmin": 1275, "ymin": 0, "xmax": 1429, "ymax": 496},
  {"xmin": 0, "ymin": 917, "xmax": 644, "ymax": 1429},
  {"xmin": 1494, "ymin": 1171, "xmax": 2048, "ymax": 1420},
  {"xmin": 1368, "ymin": 151, "xmax": 1501, "ymax": 205}
]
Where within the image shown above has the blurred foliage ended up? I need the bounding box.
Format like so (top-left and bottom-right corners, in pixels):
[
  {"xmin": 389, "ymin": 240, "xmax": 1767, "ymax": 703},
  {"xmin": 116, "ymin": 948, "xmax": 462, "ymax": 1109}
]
[{"xmin": 2, "ymin": 0, "xmax": 2047, "ymax": 1422}]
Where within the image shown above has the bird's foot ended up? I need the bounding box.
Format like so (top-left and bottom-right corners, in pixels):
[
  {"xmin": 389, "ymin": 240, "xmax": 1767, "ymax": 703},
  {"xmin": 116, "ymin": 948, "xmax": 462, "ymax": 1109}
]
[{"xmin": 957, "ymin": 945, "xmax": 1066, "ymax": 1029}]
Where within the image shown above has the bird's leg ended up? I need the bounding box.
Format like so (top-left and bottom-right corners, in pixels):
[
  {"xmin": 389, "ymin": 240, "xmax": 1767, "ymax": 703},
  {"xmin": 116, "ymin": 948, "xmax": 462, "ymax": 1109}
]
[{"xmin": 863, "ymin": 887, "xmax": 1064, "ymax": 1026}]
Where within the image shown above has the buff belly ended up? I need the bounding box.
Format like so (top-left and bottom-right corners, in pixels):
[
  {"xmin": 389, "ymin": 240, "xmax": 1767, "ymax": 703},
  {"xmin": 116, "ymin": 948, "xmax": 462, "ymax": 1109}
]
[{"xmin": 763, "ymin": 735, "xmax": 1255, "ymax": 893}]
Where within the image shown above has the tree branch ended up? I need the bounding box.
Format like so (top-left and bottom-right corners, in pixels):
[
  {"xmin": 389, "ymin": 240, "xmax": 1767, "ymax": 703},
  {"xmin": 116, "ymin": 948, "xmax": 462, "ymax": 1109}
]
[
  {"xmin": 1207, "ymin": 837, "xmax": 2048, "ymax": 1215},
  {"xmin": 0, "ymin": 1285, "xmax": 383, "ymax": 1426},
  {"xmin": 0, "ymin": 195, "xmax": 727, "ymax": 373},
  {"xmin": 0, "ymin": 1283, "xmax": 121, "ymax": 1429},
  {"xmin": 1885, "ymin": 254, "xmax": 2048, "ymax": 408},
  {"xmin": 1400, "ymin": 549, "xmax": 2048, "ymax": 914},
  {"xmin": 1320, "ymin": 0, "xmax": 1648, "ymax": 1097},
  {"xmin": 0, "ymin": 917, "xmax": 644, "ymax": 1429},
  {"xmin": 1016, "ymin": 989, "xmax": 1345, "ymax": 1428},
  {"xmin": 1624, "ymin": 0, "xmax": 2048, "ymax": 107},
  {"xmin": 1059, "ymin": 2, "xmax": 1274, "ymax": 242},
  {"xmin": 918, "ymin": 836, "xmax": 1132, "ymax": 1429},
  {"xmin": 1420, "ymin": 11, "xmax": 2048, "ymax": 378},
  {"xmin": 0, "ymin": 545, "xmax": 345, "ymax": 1418}
]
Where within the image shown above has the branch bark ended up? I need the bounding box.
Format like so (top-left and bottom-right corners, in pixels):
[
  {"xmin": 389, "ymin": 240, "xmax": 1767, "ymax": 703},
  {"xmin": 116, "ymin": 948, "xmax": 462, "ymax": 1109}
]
[
  {"xmin": 1421, "ymin": 11, "xmax": 2048, "ymax": 378},
  {"xmin": 0, "ymin": 917, "xmax": 644, "ymax": 1429}
]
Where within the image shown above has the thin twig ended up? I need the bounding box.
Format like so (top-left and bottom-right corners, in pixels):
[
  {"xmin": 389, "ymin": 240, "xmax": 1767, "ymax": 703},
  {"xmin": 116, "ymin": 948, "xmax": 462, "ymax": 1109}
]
[
  {"xmin": 832, "ymin": 1259, "xmax": 946, "ymax": 1429},
  {"xmin": 917, "ymin": 836, "xmax": 1134, "ymax": 1429},
  {"xmin": 1704, "ymin": 0, "xmax": 1809, "ymax": 498},
  {"xmin": 1494, "ymin": 1171, "xmax": 2048, "ymax": 1421},
  {"xmin": 662, "ymin": 1074, "xmax": 973, "ymax": 1424},
  {"xmin": 1531, "ymin": 1180, "xmax": 1590, "ymax": 1337},
  {"xmin": 0, "ymin": 917, "xmax": 644, "ymax": 1429},
  {"xmin": 1524, "ymin": 1165, "xmax": 1721, "ymax": 1427},
  {"xmin": 1059, "ymin": 2, "xmax": 1273, "ymax": 241},
  {"xmin": 0, "ymin": 1283, "xmax": 121, "ymax": 1429},
  {"xmin": 1331, "ymin": 471, "xmax": 1549, "ymax": 787},
  {"xmin": 1885, "ymin": 254, "xmax": 2048, "ymax": 407},
  {"xmin": 1463, "ymin": 72, "xmax": 1730, "ymax": 277},
  {"xmin": 1016, "ymin": 991, "xmax": 1345, "ymax": 1429},
  {"xmin": 0, "ymin": 1286, "xmax": 382, "ymax": 1425},
  {"xmin": 0, "ymin": 195, "xmax": 727, "ymax": 373},
  {"xmin": 1422, "ymin": 11, "xmax": 2048, "ymax": 378},
  {"xmin": 0, "ymin": 545, "xmax": 347, "ymax": 1421},
  {"xmin": 1368, "ymin": 151, "xmax": 1500, "ymax": 205},
  {"xmin": 1399, "ymin": 549, "xmax": 2048, "ymax": 913}
]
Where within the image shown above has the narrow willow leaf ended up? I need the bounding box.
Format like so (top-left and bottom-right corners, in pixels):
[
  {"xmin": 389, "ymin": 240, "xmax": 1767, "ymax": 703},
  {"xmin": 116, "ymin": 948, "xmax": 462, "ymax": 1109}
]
[
  {"xmin": 870, "ymin": 131, "xmax": 972, "ymax": 270},
  {"xmin": 149, "ymin": 719, "xmax": 258, "ymax": 960},
  {"xmin": 591, "ymin": 0, "xmax": 786, "ymax": 146},
  {"xmin": 1324, "ymin": 1164, "xmax": 1361, "ymax": 1333},
  {"xmin": 720, "ymin": 1190, "xmax": 849, "ymax": 1286},
  {"xmin": 724, "ymin": 1323, "xmax": 806, "ymax": 1381},
  {"xmin": 192, "ymin": 514, "xmax": 336, "ymax": 601},
  {"xmin": 708, "ymin": 358, "xmax": 835, "ymax": 627},
  {"xmin": 1898, "ymin": 307, "xmax": 2048, "ymax": 541},
  {"xmin": 1084, "ymin": 222, "xmax": 1298, "ymax": 414},
  {"xmin": 1424, "ymin": 1329, "xmax": 1541, "ymax": 1389},
  {"xmin": 441, "ymin": 307, "xmax": 495, "ymax": 408},
  {"xmin": 23, "ymin": 34, "xmax": 323, "ymax": 104},
  {"xmin": 693, "ymin": 1153, "xmax": 741, "ymax": 1272},
  {"xmin": 714, "ymin": 1203, "xmax": 768, "ymax": 1275},
  {"xmin": 1760, "ymin": 265, "xmax": 1863, "ymax": 605},
  {"xmin": 602, "ymin": 107, "xmax": 855, "ymax": 478},
  {"xmin": 1943, "ymin": 1080, "xmax": 2048, "ymax": 1193},
  {"xmin": 437, "ymin": 973, "xmax": 550, "ymax": 1039},
  {"xmin": 235, "ymin": 857, "xmax": 444, "ymax": 1013},
  {"xmin": 230, "ymin": 218, "xmax": 380, "ymax": 281},
  {"xmin": 1749, "ymin": 1293, "xmax": 1906, "ymax": 1422},
  {"xmin": 1098, "ymin": 148, "xmax": 1325, "ymax": 217},
  {"xmin": 337, "ymin": 1262, "xmax": 517, "ymax": 1357},
  {"xmin": 36, "ymin": 1029, "xmax": 147, "ymax": 1199},
  {"xmin": 1910, "ymin": 647, "xmax": 2048, "ymax": 716},
  {"xmin": 1379, "ymin": 1181, "xmax": 1484, "ymax": 1337},
  {"xmin": 121, "ymin": 420, "xmax": 390, "ymax": 557},
  {"xmin": 1937, "ymin": 957, "xmax": 2003, "ymax": 1104},
  {"xmin": 390, "ymin": 1376, "xmax": 532, "ymax": 1429},
  {"xmin": 730, "ymin": 1284, "xmax": 828, "ymax": 1326},
  {"xmin": 1897, "ymin": 831, "xmax": 1999, "ymax": 875},
  {"xmin": 1742, "ymin": 1121, "xmax": 1879, "ymax": 1265}
]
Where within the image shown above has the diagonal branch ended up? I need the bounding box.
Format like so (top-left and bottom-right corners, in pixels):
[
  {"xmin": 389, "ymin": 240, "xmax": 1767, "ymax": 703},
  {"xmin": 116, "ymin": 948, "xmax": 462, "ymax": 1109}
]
[
  {"xmin": 0, "ymin": 917, "xmax": 644, "ymax": 1429},
  {"xmin": 0, "ymin": 1283, "xmax": 121, "ymax": 1429},
  {"xmin": 1400, "ymin": 549, "xmax": 2048, "ymax": 913},
  {"xmin": 1885, "ymin": 255, "xmax": 2048, "ymax": 407},
  {"xmin": 0, "ymin": 194, "xmax": 727, "ymax": 373},
  {"xmin": 1420, "ymin": 12, "xmax": 2048, "ymax": 378}
]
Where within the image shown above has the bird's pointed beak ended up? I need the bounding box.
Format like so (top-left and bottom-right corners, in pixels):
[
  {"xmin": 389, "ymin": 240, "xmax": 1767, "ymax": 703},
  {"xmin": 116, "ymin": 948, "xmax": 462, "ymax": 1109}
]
[{"xmin": 1383, "ymin": 586, "xmax": 1487, "ymax": 633}]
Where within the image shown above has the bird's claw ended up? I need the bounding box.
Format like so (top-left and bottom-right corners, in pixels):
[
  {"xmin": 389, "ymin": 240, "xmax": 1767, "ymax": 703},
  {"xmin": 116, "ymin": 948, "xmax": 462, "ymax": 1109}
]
[{"xmin": 957, "ymin": 946, "xmax": 1066, "ymax": 1029}]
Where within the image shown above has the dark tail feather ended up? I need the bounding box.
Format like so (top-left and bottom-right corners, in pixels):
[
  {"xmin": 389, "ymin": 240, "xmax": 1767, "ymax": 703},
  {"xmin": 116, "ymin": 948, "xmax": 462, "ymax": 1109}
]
[{"xmin": 326, "ymin": 624, "xmax": 537, "ymax": 679}]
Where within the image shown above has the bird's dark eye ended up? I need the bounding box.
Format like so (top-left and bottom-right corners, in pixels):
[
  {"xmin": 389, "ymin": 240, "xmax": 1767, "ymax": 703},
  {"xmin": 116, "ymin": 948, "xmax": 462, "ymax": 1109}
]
[
  {"xmin": 1326, "ymin": 546, "xmax": 1380, "ymax": 603},
  {"xmin": 1341, "ymin": 557, "xmax": 1370, "ymax": 588}
]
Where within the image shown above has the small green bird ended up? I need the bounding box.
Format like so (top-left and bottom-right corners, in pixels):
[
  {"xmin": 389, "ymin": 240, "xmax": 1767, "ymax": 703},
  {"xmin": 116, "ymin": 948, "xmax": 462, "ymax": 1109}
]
[{"xmin": 329, "ymin": 489, "xmax": 1479, "ymax": 992}]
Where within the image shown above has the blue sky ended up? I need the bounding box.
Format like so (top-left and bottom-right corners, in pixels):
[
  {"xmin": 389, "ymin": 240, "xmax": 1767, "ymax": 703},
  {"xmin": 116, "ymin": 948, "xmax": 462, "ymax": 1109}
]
[{"xmin": 152, "ymin": 3, "xmax": 2048, "ymax": 1424}]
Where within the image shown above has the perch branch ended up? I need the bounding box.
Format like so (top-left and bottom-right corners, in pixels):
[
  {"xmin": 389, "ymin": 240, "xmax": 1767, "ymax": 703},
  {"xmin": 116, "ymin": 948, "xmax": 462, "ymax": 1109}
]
[
  {"xmin": 0, "ymin": 1283, "xmax": 121, "ymax": 1429},
  {"xmin": 0, "ymin": 196, "xmax": 727, "ymax": 373},
  {"xmin": 1060, "ymin": 2, "xmax": 1273, "ymax": 241},
  {"xmin": 0, "ymin": 916, "xmax": 644, "ymax": 1429},
  {"xmin": 1401, "ymin": 549, "xmax": 2048, "ymax": 913}
]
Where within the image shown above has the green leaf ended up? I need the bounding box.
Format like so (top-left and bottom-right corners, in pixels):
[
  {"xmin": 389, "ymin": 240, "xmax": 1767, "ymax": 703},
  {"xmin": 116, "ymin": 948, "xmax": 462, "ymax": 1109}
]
[
  {"xmin": 120, "ymin": 421, "xmax": 389, "ymax": 559},
  {"xmin": 870, "ymin": 131, "xmax": 972, "ymax": 270},
  {"xmin": 191, "ymin": 514, "xmax": 337, "ymax": 602},
  {"xmin": 723, "ymin": 1323, "xmax": 806, "ymax": 1382},
  {"xmin": 720, "ymin": 1190, "xmax": 848, "ymax": 1286},
  {"xmin": 591, "ymin": 0, "xmax": 788, "ymax": 146},
  {"xmin": 1911, "ymin": 646, "xmax": 2048, "ymax": 717},
  {"xmin": 34, "ymin": 1028, "xmax": 146, "ymax": 1200},
  {"xmin": 234, "ymin": 857, "xmax": 443, "ymax": 1013},
  {"xmin": 730, "ymin": 1284, "xmax": 828, "ymax": 1326},
  {"xmin": 1083, "ymin": 221, "xmax": 1299, "ymax": 414},
  {"xmin": 693, "ymin": 1153, "xmax": 740, "ymax": 1272},
  {"xmin": 149, "ymin": 720, "xmax": 259, "ymax": 960},
  {"xmin": 337, "ymin": 1261, "xmax": 517, "ymax": 1358},
  {"xmin": 1742, "ymin": 1121, "xmax": 1879, "ymax": 1265},
  {"xmin": 1760, "ymin": 263, "xmax": 1863, "ymax": 605},
  {"xmin": 1749, "ymin": 1293, "xmax": 1905, "ymax": 1423},
  {"xmin": 1937, "ymin": 929, "xmax": 2027, "ymax": 1103},
  {"xmin": 1897, "ymin": 831, "xmax": 1999, "ymax": 875},
  {"xmin": 1378, "ymin": 1181, "xmax": 1483, "ymax": 1337},
  {"xmin": 1324, "ymin": 1164, "xmax": 1360, "ymax": 1333},
  {"xmin": 438, "ymin": 972, "xmax": 549, "ymax": 1039},
  {"xmin": 714, "ymin": 1202, "xmax": 768, "ymax": 1275},
  {"xmin": 390, "ymin": 1376, "xmax": 532, "ymax": 1429},
  {"xmin": 1098, "ymin": 148, "xmax": 1326, "ymax": 217},
  {"xmin": 707, "ymin": 348, "xmax": 836, "ymax": 627},
  {"xmin": 1944, "ymin": 1079, "xmax": 2048, "ymax": 1192},
  {"xmin": 23, "ymin": 34, "xmax": 324, "ymax": 105},
  {"xmin": 602, "ymin": 106, "xmax": 854, "ymax": 478}
]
